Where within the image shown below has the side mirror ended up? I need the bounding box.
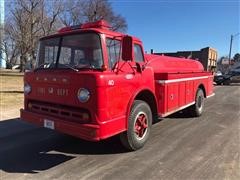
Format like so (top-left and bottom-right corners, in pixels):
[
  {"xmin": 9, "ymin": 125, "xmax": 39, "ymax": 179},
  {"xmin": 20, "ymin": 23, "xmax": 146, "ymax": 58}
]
[{"xmin": 122, "ymin": 36, "xmax": 133, "ymax": 61}]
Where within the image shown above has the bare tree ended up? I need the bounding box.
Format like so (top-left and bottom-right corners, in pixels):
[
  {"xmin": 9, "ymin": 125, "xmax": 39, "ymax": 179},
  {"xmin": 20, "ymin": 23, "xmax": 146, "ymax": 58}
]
[
  {"xmin": 58, "ymin": 0, "xmax": 84, "ymax": 26},
  {"xmin": 40, "ymin": 0, "xmax": 63, "ymax": 36},
  {"xmin": 1, "ymin": 22, "xmax": 20, "ymax": 68},
  {"xmin": 6, "ymin": 0, "xmax": 63, "ymax": 71},
  {"xmin": 59, "ymin": 0, "xmax": 127, "ymax": 32},
  {"xmin": 6, "ymin": 0, "xmax": 41, "ymax": 71}
]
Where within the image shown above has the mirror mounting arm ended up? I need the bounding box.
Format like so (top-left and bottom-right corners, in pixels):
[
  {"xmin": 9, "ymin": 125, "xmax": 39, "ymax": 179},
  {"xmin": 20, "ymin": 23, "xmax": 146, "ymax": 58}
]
[{"xmin": 135, "ymin": 62, "xmax": 142, "ymax": 73}]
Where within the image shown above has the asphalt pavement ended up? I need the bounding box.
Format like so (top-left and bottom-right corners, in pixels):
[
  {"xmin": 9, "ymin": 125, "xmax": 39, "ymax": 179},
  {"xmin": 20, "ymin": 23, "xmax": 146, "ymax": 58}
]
[{"xmin": 0, "ymin": 85, "xmax": 239, "ymax": 180}]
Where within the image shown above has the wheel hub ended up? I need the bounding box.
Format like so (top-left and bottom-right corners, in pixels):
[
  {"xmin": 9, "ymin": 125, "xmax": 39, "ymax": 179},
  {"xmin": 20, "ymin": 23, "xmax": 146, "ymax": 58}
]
[{"xmin": 134, "ymin": 112, "xmax": 148, "ymax": 140}]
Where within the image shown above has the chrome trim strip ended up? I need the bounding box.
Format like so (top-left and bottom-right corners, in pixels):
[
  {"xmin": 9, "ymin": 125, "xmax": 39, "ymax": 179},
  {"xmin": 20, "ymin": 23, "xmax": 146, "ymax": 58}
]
[{"xmin": 156, "ymin": 76, "xmax": 209, "ymax": 84}]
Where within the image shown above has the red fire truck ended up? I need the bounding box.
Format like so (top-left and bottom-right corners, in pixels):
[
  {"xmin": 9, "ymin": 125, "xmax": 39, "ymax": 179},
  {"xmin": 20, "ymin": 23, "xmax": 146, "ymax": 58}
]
[{"xmin": 21, "ymin": 20, "xmax": 214, "ymax": 150}]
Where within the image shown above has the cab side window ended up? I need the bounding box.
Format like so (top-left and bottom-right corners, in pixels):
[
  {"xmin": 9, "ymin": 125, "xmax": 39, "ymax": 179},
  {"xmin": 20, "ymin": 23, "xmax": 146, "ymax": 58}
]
[
  {"xmin": 134, "ymin": 44, "xmax": 144, "ymax": 62},
  {"xmin": 106, "ymin": 38, "xmax": 121, "ymax": 69}
]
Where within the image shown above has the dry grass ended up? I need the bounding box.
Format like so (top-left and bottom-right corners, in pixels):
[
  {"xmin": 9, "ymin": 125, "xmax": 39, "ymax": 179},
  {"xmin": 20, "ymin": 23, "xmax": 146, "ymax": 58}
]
[
  {"xmin": 0, "ymin": 70, "xmax": 24, "ymax": 119},
  {"xmin": 0, "ymin": 75, "xmax": 24, "ymax": 92},
  {"xmin": 0, "ymin": 92, "xmax": 23, "ymax": 108}
]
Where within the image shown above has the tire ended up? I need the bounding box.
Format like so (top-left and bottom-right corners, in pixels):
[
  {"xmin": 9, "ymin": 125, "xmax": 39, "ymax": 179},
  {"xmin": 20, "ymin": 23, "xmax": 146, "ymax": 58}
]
[
  {"xmin": 189, "ymin": 88, "xmax": 205, "ymax": 117},
  {"xmin": 120, "ymin": 100, "xmax": 152, "ymax": 151}
]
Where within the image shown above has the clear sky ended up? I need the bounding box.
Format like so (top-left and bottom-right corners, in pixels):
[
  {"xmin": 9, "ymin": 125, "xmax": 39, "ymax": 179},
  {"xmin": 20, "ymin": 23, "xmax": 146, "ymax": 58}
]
[{"xmin": 111, "ymin": 0, "xmax": 240, "ymax": 58}]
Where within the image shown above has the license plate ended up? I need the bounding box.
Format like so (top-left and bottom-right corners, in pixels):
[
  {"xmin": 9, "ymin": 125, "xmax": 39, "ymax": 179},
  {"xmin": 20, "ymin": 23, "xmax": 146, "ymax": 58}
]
[{"xmin": 44, "ymin": 119, "xmax": 55, "ymax": 130}]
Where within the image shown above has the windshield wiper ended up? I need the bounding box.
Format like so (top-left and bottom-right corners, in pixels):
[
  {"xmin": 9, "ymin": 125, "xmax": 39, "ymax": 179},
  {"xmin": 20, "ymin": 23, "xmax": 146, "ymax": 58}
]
[
  {"xmin": 60, "ymin": 64, "xmax": 79, "ymax": 72},
  {"xmin": 34, "ymin": 62, "xmax": 54, "ymax": 72}
]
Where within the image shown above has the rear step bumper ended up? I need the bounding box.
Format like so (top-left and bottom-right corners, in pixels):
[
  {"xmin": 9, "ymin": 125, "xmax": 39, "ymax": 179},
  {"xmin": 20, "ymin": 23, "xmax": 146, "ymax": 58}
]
[{"xmin": 20, "ymin": 109, "xmax": 100, "ymax": 141}]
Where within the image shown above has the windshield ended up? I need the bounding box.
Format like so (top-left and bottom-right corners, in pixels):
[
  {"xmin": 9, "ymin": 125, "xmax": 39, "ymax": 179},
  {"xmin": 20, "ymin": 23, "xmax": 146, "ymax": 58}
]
[{"xmin": 36, "ymin": 33, "xmax": 103, "ymax": 70}]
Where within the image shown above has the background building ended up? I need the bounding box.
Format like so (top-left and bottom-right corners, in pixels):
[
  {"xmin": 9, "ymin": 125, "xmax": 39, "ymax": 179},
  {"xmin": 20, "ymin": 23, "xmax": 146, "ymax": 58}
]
[{"xmin": 154, "ymin": 47, "xmax": 218, "ymax": 71}]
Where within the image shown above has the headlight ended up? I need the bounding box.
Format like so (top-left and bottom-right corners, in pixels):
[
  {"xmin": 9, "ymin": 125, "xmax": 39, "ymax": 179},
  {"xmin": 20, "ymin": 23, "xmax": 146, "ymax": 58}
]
[
  {"xmin": 77, "ymin": 88, "xmax": 90, "ymax": 103},
  {"xmin": 24, "ymin": 84, "xmax": 31, "ymax": 94}
]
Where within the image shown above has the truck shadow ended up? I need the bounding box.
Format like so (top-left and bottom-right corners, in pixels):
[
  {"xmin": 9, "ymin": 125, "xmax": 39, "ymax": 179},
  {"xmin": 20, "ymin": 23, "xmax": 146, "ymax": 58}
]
[
  {"xmin": 167, "ymin": 110, "xmax": 195, "ymax": 119},
  {"xmin": 0, "ymin": 118, "xmax": 127, "ymax": 174}
]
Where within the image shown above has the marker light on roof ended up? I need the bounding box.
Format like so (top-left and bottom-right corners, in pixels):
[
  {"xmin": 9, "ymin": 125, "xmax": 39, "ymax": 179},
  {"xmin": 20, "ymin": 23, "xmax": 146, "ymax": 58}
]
[{"xmin": 58, "ymin": 20, "xmax": 111, "ymax": 33}]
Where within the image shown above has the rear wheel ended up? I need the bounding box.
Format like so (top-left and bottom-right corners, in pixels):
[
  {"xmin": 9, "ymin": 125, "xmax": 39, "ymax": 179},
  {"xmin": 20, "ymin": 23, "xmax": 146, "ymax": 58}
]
[
  {"xmin": 189, "ymin": 88, "xmax": 204, "ymax": 117},
  {"xmin": 120, "ymin": 100, "xmax": 152, "ymax": 151}
]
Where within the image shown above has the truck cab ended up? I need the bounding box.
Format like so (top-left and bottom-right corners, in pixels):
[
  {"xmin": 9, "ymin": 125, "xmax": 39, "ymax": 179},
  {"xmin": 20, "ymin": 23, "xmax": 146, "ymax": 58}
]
[{"xmin": 21, "ymin": 20, "xmax": 214, "ymax": 150}]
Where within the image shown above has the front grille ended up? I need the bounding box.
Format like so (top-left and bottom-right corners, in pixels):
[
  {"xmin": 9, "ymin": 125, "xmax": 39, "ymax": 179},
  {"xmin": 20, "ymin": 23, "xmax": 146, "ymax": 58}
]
[{"xmin": 27, "ymin": 100, "xmax": 90, "ymax": 123}]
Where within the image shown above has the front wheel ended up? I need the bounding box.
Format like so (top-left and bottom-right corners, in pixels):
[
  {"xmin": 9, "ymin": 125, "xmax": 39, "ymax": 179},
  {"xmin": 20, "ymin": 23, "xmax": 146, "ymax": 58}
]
[
  {"xmin": 189, "ymin": 88, "xmax": 205, "ymax": 117},
  {"xmin": 120, "ymin": 100, "xmax": 152, "ymax": 151}
]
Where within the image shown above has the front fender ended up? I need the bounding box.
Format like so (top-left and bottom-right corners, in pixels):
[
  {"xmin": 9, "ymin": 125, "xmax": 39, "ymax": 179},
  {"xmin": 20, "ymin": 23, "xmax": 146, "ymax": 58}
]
[{"xmin": 125, "ymin": 87, "xmax": 158, "ymax": 128}]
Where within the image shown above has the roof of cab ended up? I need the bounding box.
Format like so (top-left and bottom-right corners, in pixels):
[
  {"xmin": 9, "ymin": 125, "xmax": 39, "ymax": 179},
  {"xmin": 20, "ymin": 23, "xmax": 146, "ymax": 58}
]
[{"xmin": 40, "ymin": 20, "xmax": 142, "ymax": 43}]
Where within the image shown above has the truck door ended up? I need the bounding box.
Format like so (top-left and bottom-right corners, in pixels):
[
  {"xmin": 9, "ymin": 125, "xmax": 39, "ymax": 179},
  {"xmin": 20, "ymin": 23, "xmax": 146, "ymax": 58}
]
[
  {"xmin": 105, "ymin": 39, "xmax": 147, "ymax": 118},
  {"xmin": 105, "ymin": 38, "xmax": 138, "ymax": 118}
]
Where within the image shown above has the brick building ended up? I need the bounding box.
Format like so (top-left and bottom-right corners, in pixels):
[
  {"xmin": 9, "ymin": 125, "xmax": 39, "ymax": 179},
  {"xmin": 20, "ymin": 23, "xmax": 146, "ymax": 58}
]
[{"xmin": 154, "ymin": 47, "xmax": 217, "ymax": 71}]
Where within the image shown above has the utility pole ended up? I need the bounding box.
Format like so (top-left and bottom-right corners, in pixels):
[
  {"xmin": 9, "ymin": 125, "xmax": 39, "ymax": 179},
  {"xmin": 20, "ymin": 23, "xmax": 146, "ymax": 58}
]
[
  {"xmin": 228, "ymin": 35, "xmax": 233, "ymax": 66},
  {"xmin": 0, "ymin": 0, "xmax": 6, "ymax": 68},
  {"xmin": 228, "ymin": 33, "xmax": 240, "ymax": 67}
]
